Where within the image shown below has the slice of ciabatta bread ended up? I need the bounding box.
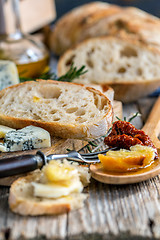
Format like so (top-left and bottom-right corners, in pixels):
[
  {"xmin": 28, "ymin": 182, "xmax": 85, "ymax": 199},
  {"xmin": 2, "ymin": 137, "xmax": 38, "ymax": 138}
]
[
  {"xmin": 9, "ymin": 161, "xmax": 90, "ymax": 216},
  {"xmin": 0, "ymin": 80, "xmax": 113, "ymax": 140},
  {"xmin": 58, "ymin": 36, "xmax": 160, "ymax": 102}
]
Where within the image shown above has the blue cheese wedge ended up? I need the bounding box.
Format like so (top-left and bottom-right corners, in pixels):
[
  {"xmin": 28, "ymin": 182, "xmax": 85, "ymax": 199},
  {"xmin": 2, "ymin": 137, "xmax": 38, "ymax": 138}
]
[
  {"xmin": 4, "ymin": 125, "xmax": 51, "ymax": 152},
  {"xmin": 0, "ymin": 60, "xmax": 19, "ymax": 90}
]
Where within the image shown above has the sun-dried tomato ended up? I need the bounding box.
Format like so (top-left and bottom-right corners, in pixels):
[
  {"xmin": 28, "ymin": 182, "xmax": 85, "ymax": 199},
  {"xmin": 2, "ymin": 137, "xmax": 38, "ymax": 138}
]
[{"xmin": 104, "ymin": 121, "xmax": 158, "ymax": 158}]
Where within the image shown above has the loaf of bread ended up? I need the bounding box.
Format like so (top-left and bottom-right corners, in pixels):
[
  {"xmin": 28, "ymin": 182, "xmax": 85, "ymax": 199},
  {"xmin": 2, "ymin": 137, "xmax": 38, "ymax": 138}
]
[
  {"xmin": 49, "ymin": 2, "xmax": 122, "ymax": 55},
  {"xmin": 0, "ymin": 80, "xmax": 113, "ymax": 139},
  {"xmin": 58, "ymin": 36, "xmax": 160, "ymax": 102},
  {"xmin": 9, "ymin": 161, "xmax": 90, "ymax": 216},
  {"xmin": 49, "ymin": 2, "xmax": 160, "ymax": 55}
]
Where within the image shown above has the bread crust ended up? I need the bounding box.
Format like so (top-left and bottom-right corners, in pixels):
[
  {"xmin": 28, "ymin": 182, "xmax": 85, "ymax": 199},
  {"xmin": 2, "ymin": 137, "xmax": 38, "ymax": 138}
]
[
  {"xmin": 49, "ymin": 2, "xmax": 160, "ymax": 55},
  {"xmin": 0, "ymin": 80, "xmax": 113, "ymax": 139},
  {"xmin": 102, "ymin": 80, "xmax": 160, "ymax": 103},
  {"xmin": 49, "ymin": 2, "xmax": 122, "ymax": 55},
  {"xmin": 9, "ymin": 171, "xmax": 86, "ymax": 216}
]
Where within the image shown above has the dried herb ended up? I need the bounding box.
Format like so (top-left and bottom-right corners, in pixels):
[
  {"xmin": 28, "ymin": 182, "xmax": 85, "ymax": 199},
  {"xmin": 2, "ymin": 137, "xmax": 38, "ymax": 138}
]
[
  {"xmin": 20, "ymin": 64, "xmax": 88, "ymax": 83},
  {"xmin": 115, "ymin": 112, "xmax": 141, "ymax": 123},
  {"xmin": 57, "ymin": 64, "xmax": 88, "ymax": 82},
  {"xmin": 128, "ymin": 112, "xmax": 141, "ymax": 123}
]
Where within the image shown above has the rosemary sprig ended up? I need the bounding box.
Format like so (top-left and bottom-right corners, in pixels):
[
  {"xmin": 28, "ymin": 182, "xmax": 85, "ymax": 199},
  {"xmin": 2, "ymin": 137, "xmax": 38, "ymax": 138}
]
[
  {"xmin": 57, "ymin": 64, "xmax": 88, "ymax": 82},
  {"xmin": 115, "ymin": 116, "xmax": 121, "ymax": 121},
  {"xmin": 115, "ymin": 112, "xmax": 141, "ymax": 123},
  {"xmin": 88, "ymin": 141, "xmax": 98, "ymax": 147},
  {"xmin": 128, "ymin": 112, "xmax": 141, "ymax": 123},
  {"xmin": 20, "ymin": 64, "xmax": 88, "ymax": 83},
  {"xmin": 86, "ymin": 145, "xmax": 92, "ymax": 153}
]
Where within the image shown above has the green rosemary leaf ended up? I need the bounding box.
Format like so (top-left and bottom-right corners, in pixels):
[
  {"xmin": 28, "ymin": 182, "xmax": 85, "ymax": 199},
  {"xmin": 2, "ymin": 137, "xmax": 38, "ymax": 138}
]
[
  {"xmin": 86, "ymin": 145, "xmax": 92, "ymax": 153},
  {"xmin": 57, "ymin": 64, "xmax": 88, "ymax": 82},
  {"xmin": 88, "ymin": 141, "xmax": 98, "ymax": 147},
  {"xmin": 114, "ymin": 112, "xmax": 141, "ymax": 123},
  {"xmin": 115, "ymin": 116, "xmax": 121, "ymax": 121},
  {"xmin": 20, "ymin": 64, "xmax": 88, "ymax": 83},
  {"xmin": 66, "ymin": 148, "xmax": 71, "ymax": 152},
  {"xmin": 128, "ymin": 112, "xmax": 141, "ymax": 123},
  {"xmin": 20, "ymin": 77, "xmax": 33, "ymax": 82},
  {"xmin": 39, "ymin": 71, "xmax": 57, "ymax": 80}
]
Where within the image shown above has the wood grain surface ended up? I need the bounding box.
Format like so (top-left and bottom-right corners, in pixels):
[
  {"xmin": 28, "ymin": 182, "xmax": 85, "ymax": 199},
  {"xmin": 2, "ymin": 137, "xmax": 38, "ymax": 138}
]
[{"xmin": 1, "ymin": 98, "xmax": 160, "ymax": 240}]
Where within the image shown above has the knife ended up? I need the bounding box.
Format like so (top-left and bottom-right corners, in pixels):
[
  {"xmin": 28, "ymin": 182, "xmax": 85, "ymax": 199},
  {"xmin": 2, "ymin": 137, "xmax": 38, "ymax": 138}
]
[{"xmin": 0, "ymin": 151, "xmax": 75, "ymax": 178}]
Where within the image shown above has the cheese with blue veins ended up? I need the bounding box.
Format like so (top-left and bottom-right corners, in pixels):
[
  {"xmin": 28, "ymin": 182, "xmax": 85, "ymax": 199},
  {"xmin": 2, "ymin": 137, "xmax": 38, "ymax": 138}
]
[
  {"xmin": 4, "ymin": 125, "xmax": 51, "ymax": 152},
  {"xmin": 0, "ymin": 60, "xmax": 19, "ymax": 90}
]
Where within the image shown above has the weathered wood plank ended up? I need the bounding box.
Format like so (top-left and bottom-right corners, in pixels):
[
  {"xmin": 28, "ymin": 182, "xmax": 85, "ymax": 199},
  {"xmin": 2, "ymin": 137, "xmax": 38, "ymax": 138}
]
[
  {"xmin": 0, "ymin": 97, "xmax": 160, "ymax": 240},
  {"xmin": 0, "ymin": 187, "xmax": 9, "ymax": 230},
  {"xmin": 67, "ymin": 178, "xmax": 160, "ymax": 239}
]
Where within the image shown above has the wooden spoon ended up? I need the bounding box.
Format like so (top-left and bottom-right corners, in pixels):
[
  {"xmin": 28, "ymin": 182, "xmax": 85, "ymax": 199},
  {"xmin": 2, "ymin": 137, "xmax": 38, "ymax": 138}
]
[{"xmin": 90, "ymin": 97, "xmax": 160, "ymax": 184}]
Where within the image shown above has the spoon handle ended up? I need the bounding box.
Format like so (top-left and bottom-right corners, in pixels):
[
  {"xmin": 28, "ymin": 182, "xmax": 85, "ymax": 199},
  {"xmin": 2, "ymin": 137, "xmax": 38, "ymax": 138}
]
[{"xmin": 142, "ymin": 96, "xmax": 160, "ymax": 148}]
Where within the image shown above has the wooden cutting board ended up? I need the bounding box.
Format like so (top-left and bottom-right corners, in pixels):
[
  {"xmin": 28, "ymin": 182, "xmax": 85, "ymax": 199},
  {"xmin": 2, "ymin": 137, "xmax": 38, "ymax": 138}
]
[{"xmin": 0, "ymin": 100, "xmax": 122, "ymax": 186}]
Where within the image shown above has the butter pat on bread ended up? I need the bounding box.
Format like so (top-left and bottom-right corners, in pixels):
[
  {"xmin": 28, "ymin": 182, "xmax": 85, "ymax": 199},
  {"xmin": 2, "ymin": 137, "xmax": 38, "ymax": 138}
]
[{"xmin": 9, "ymin": 160, "xmax": 91, "ymax": 216}]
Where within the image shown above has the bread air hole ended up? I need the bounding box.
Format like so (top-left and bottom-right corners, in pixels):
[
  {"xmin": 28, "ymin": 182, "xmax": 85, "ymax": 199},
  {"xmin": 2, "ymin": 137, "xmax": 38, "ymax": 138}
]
[
  {"xmin": 65, "ymin": 55, "xmax": 75, "ymax": 66},
  {"xmin": 120, "ymin": 46, "xmax": 138, "ymax": 58},
  {"xmin": 137, "ymin": 68, "xmax": 143, "ymax": 76},
  {"xmin": 66, "ymin": 107, "xmax": 78, "ymax": 113},
  {"xmin": 40, "ymin": 86, "xmax": 61, "ymax": 99},
  {"xmin": 27, "ymin": 86, "xmax": 32, "ymax": 91},
  {"xmin": 90, "ymin": 113, "xmax": 95, "ymax": 118},
  {"xmin": 53, "ymin": 118, "xmax": 60, "ymax": 121},
  {"xmin": 86, "ymin": 59, "xmax": 94, "ymax": 68},
  {"xmin": 118, "ymin": 67, "xmax": 126, "ymax": 73},
  {"xmin": 75, "ymin": 109, "xmax": 86, "ymax": 116},
  {"xmin": 50, "ymin": 109, "xmax": 58, "ymax": 114},
  {"xmin": 32, "ymin": 113, "xmax": 42, "ymax": 120},
  {"xmin": 87, "ymin": 48, "xmax": 95, "ymax": 57},
  {"xmin": 62, "ymin": 104, "xmax": 67, "ymax": 107},
  {"xmin": 94, "ymin": 94, "xmax": 107, "ymax": 110},
  {"xmin": 75, "ymin": 117, "xmax": 86, "ymax": 123}
]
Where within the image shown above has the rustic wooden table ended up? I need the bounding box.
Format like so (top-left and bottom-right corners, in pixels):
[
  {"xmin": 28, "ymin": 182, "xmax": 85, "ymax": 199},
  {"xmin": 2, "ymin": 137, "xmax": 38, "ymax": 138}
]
[{"xmin": 0, "ymin": 96, "xmax": 160, "ymax": 240}]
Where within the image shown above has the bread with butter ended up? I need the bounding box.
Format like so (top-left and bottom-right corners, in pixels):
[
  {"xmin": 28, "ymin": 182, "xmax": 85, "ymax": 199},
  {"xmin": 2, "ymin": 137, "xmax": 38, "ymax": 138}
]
[
  {"xmin": 0, "ymin": 80, "xmax": 113, "ymax": 140},
  {"xmin": 58, "ymin": 36, "xmax": 160, "ymax": 102},
  {"xmin": 9, "ymin": 161, "xmax": 90, "ymax": 216}
]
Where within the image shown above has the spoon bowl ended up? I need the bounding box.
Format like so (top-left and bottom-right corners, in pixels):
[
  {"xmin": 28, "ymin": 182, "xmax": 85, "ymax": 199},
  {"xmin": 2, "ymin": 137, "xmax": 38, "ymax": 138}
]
[{"xmin": 90, "ymin": 97, "xmax": 160, "ymax": 184}]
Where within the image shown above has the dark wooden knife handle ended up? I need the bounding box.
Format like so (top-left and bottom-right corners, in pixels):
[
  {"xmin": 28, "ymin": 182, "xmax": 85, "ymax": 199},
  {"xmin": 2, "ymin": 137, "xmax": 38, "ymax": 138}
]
[{"xmin": 0, "ymin": 153, "xmax": 43, "ymax": 178}]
